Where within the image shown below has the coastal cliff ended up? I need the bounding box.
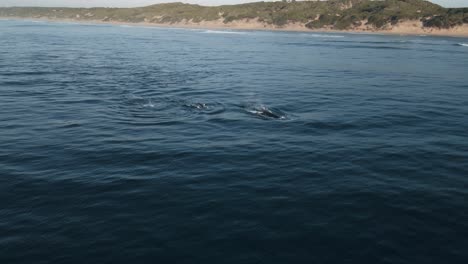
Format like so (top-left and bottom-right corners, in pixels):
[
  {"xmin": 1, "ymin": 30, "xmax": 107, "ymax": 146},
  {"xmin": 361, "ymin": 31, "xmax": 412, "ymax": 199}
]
[{"xmin": 1, "ymin": 0, "xmax": 468, "ymax": 36}]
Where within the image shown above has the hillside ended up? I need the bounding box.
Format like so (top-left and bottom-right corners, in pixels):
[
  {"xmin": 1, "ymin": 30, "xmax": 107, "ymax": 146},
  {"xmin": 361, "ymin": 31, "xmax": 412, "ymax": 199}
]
[{"xmin": 1, "ymin": 0, "xmax": 467, "ymax": 33}]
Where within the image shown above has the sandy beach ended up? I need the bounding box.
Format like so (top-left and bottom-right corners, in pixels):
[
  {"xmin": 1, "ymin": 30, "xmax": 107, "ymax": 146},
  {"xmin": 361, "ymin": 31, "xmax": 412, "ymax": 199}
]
[{"xmin": 3, "ymin": 17, "xmax": 468, "ymax": 37}]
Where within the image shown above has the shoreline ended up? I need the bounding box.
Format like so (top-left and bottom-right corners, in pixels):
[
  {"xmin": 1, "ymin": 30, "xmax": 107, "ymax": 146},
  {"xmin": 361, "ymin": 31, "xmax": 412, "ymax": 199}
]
[{"xmin": 2, "ymin": 17, "xmax": 468, "ymax": 38}]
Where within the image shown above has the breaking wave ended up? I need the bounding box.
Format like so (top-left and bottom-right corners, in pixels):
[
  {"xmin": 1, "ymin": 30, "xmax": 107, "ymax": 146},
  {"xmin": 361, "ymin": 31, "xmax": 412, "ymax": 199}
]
[
  {"xmin": 307, "ymin": 34, "xmax": 345, "ymax": 38},
  {"xmin": 202, "ymin": 30, "xmax": 247, "ymax": 35}
]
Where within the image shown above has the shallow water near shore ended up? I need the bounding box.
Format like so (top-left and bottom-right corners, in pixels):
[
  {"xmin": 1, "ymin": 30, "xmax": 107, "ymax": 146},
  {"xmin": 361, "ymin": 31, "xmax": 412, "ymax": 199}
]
[{"xmin": 1, "ymin": 20, "xmax": 468, "ymax": 263}]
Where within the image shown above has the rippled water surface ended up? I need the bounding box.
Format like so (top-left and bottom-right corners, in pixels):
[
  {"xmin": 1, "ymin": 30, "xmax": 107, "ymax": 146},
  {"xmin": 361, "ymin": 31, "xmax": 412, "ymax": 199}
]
[{"xmin": 1, "ymin": 20, "xmax": 468, "ymax": 263}]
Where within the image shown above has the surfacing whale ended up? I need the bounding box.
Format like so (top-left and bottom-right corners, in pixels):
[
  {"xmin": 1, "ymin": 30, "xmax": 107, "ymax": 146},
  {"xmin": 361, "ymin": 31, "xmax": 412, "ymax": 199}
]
[
  {"xmin": 186, "ymin": 103, "xmax": 208, "ymax": 110},
  {"xmin": 248, "ymin": 105, "xmax": 285, "ymax": 120}
]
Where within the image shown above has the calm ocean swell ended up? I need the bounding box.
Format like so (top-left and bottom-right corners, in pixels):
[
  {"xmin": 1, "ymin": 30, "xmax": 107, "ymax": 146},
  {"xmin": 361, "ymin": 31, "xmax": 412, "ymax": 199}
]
[{"xmin": 1, "ymin": 20, "xmax": 468, "ymax": 263}]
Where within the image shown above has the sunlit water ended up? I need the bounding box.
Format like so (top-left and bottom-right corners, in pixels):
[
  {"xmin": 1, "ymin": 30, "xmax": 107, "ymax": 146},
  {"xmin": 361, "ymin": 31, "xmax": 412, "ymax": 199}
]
[{"xmin": 1, "ymin": 20, "xmax": 468, "ymax": 263}]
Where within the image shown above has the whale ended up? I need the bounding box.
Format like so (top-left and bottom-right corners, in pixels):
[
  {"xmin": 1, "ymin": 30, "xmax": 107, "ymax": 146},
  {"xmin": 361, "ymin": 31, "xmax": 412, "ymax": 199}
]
[
  {"xmin": 186, "ymin": 103, "xmax": 208, "ymax": 109},
  {"xmin": 249, "ymin": 106, "xmax": 284, "ymax": 119},
  {"xmin": 257, "ymin": 107, "xmax": 281, "ymax": 119}
]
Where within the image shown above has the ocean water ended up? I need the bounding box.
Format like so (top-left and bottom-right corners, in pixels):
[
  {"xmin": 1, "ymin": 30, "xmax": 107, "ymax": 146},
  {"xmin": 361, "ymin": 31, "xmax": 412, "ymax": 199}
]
[{"xmin": 1, "ymin": 19, "xmax": 468, "ymax": 263}]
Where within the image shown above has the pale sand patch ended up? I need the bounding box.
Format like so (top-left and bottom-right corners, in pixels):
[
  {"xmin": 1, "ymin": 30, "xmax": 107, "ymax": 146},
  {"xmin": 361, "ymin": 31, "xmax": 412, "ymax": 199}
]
[
  {"xmin": 152, "ymin": 18, "xmax": 309, "ymax": 32},
  {"xmin": 383, "ymin": 20, "xmax": 468, "ymax": 37}
]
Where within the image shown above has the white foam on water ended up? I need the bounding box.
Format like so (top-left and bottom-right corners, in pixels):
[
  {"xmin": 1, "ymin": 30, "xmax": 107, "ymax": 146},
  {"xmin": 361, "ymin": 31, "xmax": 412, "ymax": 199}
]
[
  {"xmin": 308, "ymin": 34, "xmax": 345, "ymax": 38},
  {"xmin": 458, "ymin": 43, "xmax": 468, "ymax": 47},
  {"xmin": 202, "ymin": 30, "xmax": 247, "ymax": 35},
  {"xmin": 143, "ymin": 99, "xmax": 155, "ymax": 108}
]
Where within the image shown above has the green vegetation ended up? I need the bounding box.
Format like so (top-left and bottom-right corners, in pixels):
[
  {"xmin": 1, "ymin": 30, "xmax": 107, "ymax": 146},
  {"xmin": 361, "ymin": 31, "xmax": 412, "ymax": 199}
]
[{"xmin": 0, "ymin": 0, "xmax": 467, "ymax": 30}]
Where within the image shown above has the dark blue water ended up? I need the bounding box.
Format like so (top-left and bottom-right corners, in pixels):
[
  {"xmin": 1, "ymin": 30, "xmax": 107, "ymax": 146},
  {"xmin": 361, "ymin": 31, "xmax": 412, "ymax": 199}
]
[{"xmin": 1, "ymin": 19, "xmax": 468, "ymax": 263}]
